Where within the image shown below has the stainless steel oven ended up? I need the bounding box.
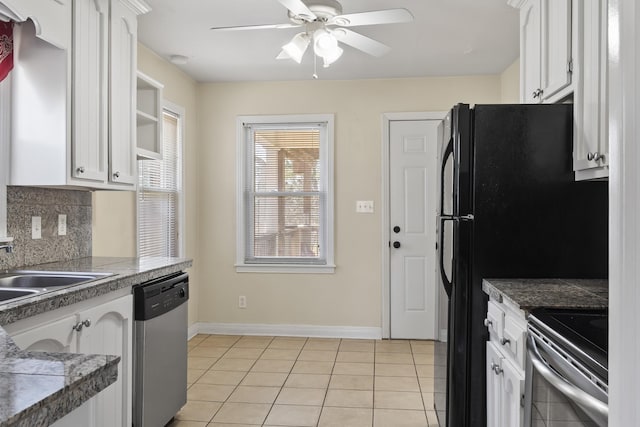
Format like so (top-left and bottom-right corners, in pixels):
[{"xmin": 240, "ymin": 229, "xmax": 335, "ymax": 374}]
[{"xmin": 525, "ymin": 309, "xmax": 608, "ymax": 427}]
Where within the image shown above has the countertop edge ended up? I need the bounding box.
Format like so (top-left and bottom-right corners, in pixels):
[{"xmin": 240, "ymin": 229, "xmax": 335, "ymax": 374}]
[
  {"xmin": 482, "ymin": 278, "xmax": 608, "ymax": 314},
  {"xmin": 0, "ymin": 256, "xmax": 192, "ymax": 426}
]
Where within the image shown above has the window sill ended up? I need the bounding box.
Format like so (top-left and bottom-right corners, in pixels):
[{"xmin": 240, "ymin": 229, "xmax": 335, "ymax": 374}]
[{"xmin": 235, "ymin": 264, "xmax": 336, "ymax": 274}]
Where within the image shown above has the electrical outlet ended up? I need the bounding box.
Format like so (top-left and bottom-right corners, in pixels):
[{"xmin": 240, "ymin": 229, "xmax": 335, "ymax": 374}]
[
  {"xmin": 31, "ymin": 216, "xmax": 41, "ymax": 239},
  {"xmin": 58, "ymin": 214, "xmax": 67, "ymax": 236},
  {"xmin": 356, "ymin": 200, "xmax": 374, "ymax": 213},
  {"xmin": 238, "ymin": 295, "xmax": 247, "ymax": 309}
]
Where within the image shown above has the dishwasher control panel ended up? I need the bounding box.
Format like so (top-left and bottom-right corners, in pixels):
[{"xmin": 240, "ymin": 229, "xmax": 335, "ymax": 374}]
[{"xmin": 133, "ymin": 272, "xmax": 189, "ymax": 321}]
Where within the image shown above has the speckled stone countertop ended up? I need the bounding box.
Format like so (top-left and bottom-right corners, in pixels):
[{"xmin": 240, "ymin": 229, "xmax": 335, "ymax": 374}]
[
  {"xmin": 482, "ymin": 278, "xmax": 608, "ymax": 313},
  {"xmin": 0, "ymin": 256, "xmax": 192, "ymax": 427}
]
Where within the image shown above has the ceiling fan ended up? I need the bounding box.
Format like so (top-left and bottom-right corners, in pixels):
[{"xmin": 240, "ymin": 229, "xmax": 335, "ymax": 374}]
[{"xmin": 210, "ymin": 0, "xmax": 414, "ymax": 70}]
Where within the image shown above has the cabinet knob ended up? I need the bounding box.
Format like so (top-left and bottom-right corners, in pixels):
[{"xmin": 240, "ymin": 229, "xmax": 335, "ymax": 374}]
[
  {"xmin": 393, "ymin": 226, "xmax": 401, "ymax": 234},
  {"xmin": 491, "ymin": 362, "xmax": 503, "ymax": 375},
  {"xmin": 83, "ymin": 319, "xmax": 91, "ymax": 328},
  {"xmin": 532, "ymin": 90, "xmax": 539, "ymax": 99},
  {"xmin": 72, "ymin": 321, "xmax": 84, "ymax": 332},
  {"xmin": 484, "ymin": 318, "xmax": 493, "ymax": 328},
  {"xmin": 77, "ymin": 166, "xmax": 85, "ymax": 174},
  {"xmin": 532, "ymin": 88, "xmax": 543, "ymax": 99},
  {"xmin": 500, "ymin": 337, "xmax": 510, "ymax": 346},
  {"xmin": 113, "ymin": 171, "xmax": 120, "ymax": 179},
  {"xmin": 393, "ymin": 241, "xmax": 401, "ymax": 249}
]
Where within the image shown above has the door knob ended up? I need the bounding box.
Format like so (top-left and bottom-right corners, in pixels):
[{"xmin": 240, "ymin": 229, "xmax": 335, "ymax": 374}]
[
  {"xmin": 393, "ymin": 241, "xmax": 401, "ymax": 249},
  {"xmin": 393, "ymin": 226, "xmax": 401, "ymax": 233}
]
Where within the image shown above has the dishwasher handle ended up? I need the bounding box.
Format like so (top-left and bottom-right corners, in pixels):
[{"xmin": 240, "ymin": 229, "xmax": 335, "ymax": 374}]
[{"xmin": 527, "ymin": 334, "xmax": 608, "ymax": 426}]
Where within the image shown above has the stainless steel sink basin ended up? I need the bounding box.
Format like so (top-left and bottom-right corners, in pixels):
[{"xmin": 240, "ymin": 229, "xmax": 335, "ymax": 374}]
[
  {"xmin": 0, "ymin": 288, "xmax": 39, "ymax": 302},
  {"xmin": 0, "ymin": 271, "xmax": 112, "ymax": 304},
  {"xmin": 0, "ymin": 271, "xmax": 110, "ymax": 289}
]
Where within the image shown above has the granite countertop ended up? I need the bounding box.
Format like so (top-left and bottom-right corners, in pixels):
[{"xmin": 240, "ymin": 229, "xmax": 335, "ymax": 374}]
[
  {"xmin": 482, "ymin": 278, "xmax": 608, "ymax": 313},
  {"xmin": 0, "ymin": 256, "xmax": 192, "ymax": 427}
]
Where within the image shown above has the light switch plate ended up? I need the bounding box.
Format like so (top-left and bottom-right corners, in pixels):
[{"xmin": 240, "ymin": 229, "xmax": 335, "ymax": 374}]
[
  {"xmin": 58, "ymin": 214, "xmax": 67, "ymax": 236},
  {"xmin": 356, "ymin": 200, "xmax": 374, "ymax": 213},
  {"xmin": 32, "ymin": 216, "xmax": 41, "ymax": 239}
]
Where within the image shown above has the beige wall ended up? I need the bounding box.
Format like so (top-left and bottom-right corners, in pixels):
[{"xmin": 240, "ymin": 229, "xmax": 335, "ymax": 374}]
[
  {"xmin": 500, "ymin": 58, "xmax": 520, "ymax": 103},
  {"xmin": 92, "ymin": 44, "xmax": 200, "ymax": 326},
  {"xmin": 197, "ymin": 76, "xmax": 503, "ymax": 328}
]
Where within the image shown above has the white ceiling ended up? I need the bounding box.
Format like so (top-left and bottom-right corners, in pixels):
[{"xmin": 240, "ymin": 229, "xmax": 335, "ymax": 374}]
[{"xmin": 137, "ymin": 0, "xmax": 520, "ymax": 83}]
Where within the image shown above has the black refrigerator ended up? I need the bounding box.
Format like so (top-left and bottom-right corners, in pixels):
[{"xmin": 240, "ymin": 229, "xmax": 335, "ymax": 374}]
[{"xmin": 434, "ymin": 104, "xmax": 608, "ymax": 427}]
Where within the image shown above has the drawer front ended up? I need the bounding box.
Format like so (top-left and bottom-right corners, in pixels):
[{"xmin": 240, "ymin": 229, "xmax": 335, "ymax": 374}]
[
  {"xmin": 486, "ymin": 300, "xmax": 505, "ymax": 343},
  {"xmin": 501, "ymin": 312, "xmax": 527, "ymax": 369}
]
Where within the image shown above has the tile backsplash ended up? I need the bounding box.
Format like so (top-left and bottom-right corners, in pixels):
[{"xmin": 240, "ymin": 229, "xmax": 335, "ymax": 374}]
[{"xmin": 0, "ymin": 187, "xmax": 92, "ymax": 270}]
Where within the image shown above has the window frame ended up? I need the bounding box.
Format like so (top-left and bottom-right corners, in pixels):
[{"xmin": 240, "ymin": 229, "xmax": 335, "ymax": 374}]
[
  {"xmin": 136, "ymin": 100, "xmax": 185, "ymax": 258},
  {"xmin": 236, "ymin": 114, "xmax": 335, "ymax": 273}
]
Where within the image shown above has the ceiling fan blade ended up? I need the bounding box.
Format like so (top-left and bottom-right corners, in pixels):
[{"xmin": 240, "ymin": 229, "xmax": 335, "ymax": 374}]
[
  {"xmin": 329, "ymin": 9, "xmax": 414, "ymax": 27},
  {"xmin": 210, "ymin": 23, "xmax": 301, "ymax": 31},
  {"xmin": 277, "ymin": 0, "xmax": 317, "ymax": 20},
  {"xmin": 332, "ymin": 28, "xmax": 391, "ymax": 57}
]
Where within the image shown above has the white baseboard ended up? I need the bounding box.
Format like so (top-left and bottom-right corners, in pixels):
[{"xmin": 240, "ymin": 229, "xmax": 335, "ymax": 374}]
[
  {"xmin": 188, "ymin": 323, "xmax": 200, "ymax": 340},
  {"xmin": 190, "ymin": 322, "xmax": 383, "ymax": 340},
  {"xmin": 439, "ymin": 328, "xmax": 448, "ymax": 342}
]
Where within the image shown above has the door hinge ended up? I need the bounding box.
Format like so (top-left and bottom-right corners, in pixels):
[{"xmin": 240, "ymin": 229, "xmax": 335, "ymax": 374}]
[{"xmin": 567, "ymin": 58, "xmax": 573, "ymax": 74}]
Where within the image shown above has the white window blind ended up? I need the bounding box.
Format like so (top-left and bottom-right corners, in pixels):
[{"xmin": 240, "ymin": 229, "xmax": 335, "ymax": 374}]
[
  {"xmin": 238, "ymin": 115, "xmax": 334, "ymax": 271},
  {"xmin": 138, "ymin": 109, "xmax": 182, "ymax": 257}
]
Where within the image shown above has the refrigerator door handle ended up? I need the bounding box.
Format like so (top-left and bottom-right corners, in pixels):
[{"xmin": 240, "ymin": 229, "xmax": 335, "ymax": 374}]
[{"xmin": 439, "ymin": 215, "xmax": 456, "ymax": 297}]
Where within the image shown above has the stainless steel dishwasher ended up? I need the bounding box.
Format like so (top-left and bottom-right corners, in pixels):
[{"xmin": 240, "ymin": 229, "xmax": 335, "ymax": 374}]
[{"xmin": 133, "ymin": 272, "xmax": 189, "ymax": 427}]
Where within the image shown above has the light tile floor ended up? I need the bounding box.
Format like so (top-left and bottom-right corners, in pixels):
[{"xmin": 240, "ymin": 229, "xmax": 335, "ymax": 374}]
[{"xmin": 169, "ymin": 335, "xmax": 440, "ymax": 427}]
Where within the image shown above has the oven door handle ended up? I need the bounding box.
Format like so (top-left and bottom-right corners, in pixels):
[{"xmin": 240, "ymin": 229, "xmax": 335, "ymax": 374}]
[{"xmin": 527, "ymin": 334, "xmax": 608, "ymax": 425}]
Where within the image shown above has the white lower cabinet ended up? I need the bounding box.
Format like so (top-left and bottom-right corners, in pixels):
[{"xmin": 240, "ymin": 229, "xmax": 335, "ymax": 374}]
[
  {"xmin": 485, "ymin": 297, "xmax": 526, "ymax": 427},
  {"xmin": 8, "ymin": 293, "xmax": 133, "ymax": 427}
]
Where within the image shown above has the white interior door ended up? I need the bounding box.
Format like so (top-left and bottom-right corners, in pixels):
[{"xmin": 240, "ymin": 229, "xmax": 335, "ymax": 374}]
[{"xmin": 390, "ymin": 119, "xmax": 440, "ymax": 339}]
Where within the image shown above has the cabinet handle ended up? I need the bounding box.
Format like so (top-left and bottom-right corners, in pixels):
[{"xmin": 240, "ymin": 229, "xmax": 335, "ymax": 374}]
[
  {"xmin": 113, "ymin": 171, "xmax": 120, "ymax": 179},
  {"xmin": 77, "ymin": 166, "xmax": 85, "ymax": 174},
  {"xmin": 491, "ymin": 363, "xmax": 503, "ymax": 375},
  {"xmin": 532, "ymin": 90, "xmax": 539, "ymax": 99},
  {"xmin": 483, "ymin": 318, "xmax": 493, "ymax": 328},
  {"xmin": 532, "ymin": 88, "xmax": 543, "ymax": 99},
  {"xmin": 500, "ymin": 337, "xmax": 510, "ymax": 346},
  {"xmin": 72, "ymin": 319, "xmax": 91, "ymax": 331}
]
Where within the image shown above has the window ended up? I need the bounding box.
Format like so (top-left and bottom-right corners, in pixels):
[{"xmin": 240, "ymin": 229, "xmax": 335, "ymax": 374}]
[
  {"xmin": 137, "ymin": 104, "xmax": 184, "ymax": 257},
  {"xmin": 237, "ymin": 114, "xmax": 335, "ymax": 273}
]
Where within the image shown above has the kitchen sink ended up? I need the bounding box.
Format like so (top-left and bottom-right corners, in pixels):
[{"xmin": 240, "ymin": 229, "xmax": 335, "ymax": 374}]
[
  {"xmin": 0, "ymin": 288, "xmax": 39, "ymax": 303},
  {"xmin": 0, "ymin": 271, "xmax": 110, "ymax": 289}
]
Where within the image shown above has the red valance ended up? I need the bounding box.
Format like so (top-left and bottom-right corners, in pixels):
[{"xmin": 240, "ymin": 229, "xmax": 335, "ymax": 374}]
[{"xmin": 0, "ymin": 21, "xmax": 13, "ymax": 82}]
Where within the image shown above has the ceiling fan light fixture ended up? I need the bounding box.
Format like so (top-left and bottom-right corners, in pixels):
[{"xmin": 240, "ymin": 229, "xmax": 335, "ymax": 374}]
[
  {"xmin": 322, "ymin": 45, "xmax": 343, "ymax": 67},
  {"xmin": 313, "ymin": 28, "xmax": 338, "ymax": 56},
  {"xmin": 281, "ymin": 32, "xmax": 311, "ymax": 63}
]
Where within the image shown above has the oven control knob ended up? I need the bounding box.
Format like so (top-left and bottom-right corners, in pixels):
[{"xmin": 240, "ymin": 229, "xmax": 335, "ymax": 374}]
[{"xmin": 179, "ymin": 288, "xmax": 186, "ymax": 298}]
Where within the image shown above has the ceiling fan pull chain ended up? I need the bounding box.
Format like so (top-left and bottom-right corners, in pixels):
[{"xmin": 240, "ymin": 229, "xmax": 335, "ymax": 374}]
[{"xmin": 313, "ymin": 52, "xmax": 319, "ymax": 79}]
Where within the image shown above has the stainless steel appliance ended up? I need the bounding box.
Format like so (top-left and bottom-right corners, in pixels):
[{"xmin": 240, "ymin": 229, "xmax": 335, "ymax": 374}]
[
  {"xmin": 525, "ymin": 308, "xmax": 608, "ymax": 427},
  {"xmin": 133, "ymin": 272, "xmax": 189, "ymax": 427},
  {"xmin": 434, "ymin": 104, "xmax": 608, "ymax": 426}
]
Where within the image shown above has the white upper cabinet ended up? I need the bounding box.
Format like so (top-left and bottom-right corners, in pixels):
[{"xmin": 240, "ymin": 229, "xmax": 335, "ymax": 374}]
[
  {"xmin": 136, "ymin": 71, "xmax": 164, "ymax": 160},
  {"xmin": 0, "ymin": 0, "xmax": 71, "ymax": 49},
  {"xmin": 7, "ymin": 0, "xmax": 149, "ymax": 189},
  {"xmin": 511, "ymin": 0, "xmax": 607, "ymax": 180},
  {"xmin": 72, "ymin": 0, "xmax": 109, "ymax": 184},
  {"xmin": 573, "ymin": 0, "xmax": 609, "ymax": 180},
  {"xmin": 72, "ymin": 0, "xmax": 149, "ymax": 189},
  {"xmin": 513, "ymin": 0, "xmax": 573, "ymax": 103},
  {"xmin": 108, "ymin": 0, "xmax": 139, "ymax": 186}
]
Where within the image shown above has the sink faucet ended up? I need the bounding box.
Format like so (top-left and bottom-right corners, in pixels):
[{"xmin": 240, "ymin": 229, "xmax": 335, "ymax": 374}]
[{"xmin": 0, "ymin": 243, "xmax": 13, "ymax": 254}]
